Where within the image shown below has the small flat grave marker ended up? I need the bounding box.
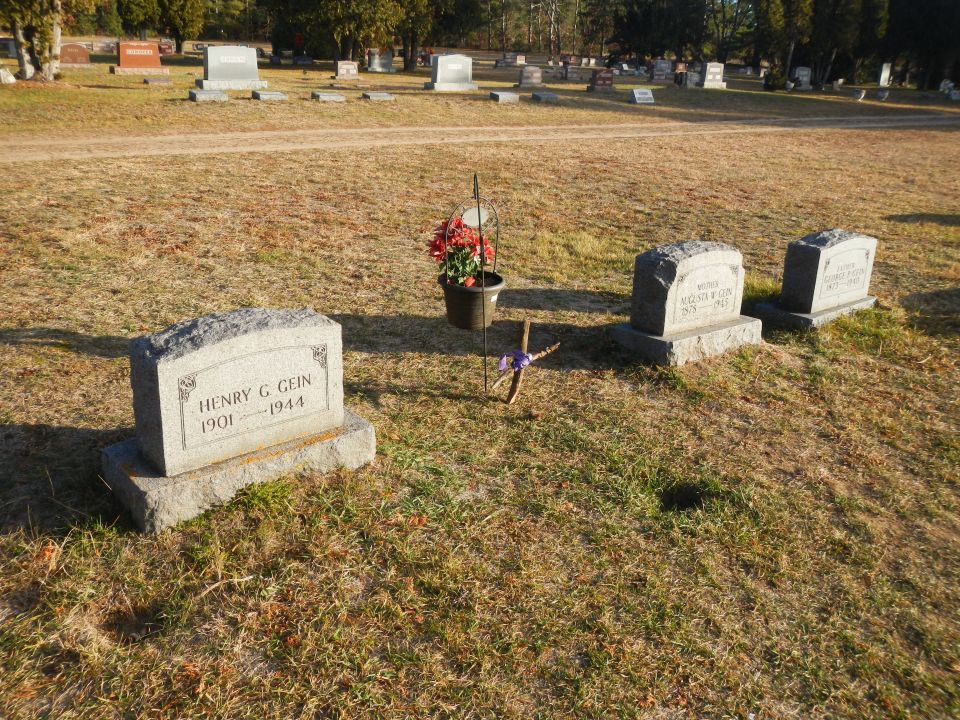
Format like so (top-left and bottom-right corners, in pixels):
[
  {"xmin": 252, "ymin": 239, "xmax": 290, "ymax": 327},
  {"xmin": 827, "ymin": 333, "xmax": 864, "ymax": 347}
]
[
  {"xmin": 102, "ymin": 308, "xmax": 376, "ymax": 533},
  {"xmin": 531, "ymin": 91, "xmax": 558, "ymax": 103},
  {"xmin": 490, "ymin": 90, "xmax": 519, "ymax": 103},
  {"xmin": 629, "ymin": 88, "xmax": 655, "ymax": 104},
  {"xmin": 144, "ymin": 77, "xmax": 172, "ymax": 85},
  {"xmin": 753, "ymin": 229, "xmax": 878, "ymax": 329},
  {"xmin": 613, "ymin": 240, "xmax": 761, "ymax": 365},
  {"xmin": 312, "ymin": 91, "xmax": 346, "ymax": 102},
  {"xmin": 189, "ymin": 89, "xmax": 228, "ymax": 102},
  {"xmin": 362, "ymin": 91, "xmax": 395, "ymax": 101},
  {"xmin": 253, "ymin": 90, "xmax": 287, "ymax": 101}
]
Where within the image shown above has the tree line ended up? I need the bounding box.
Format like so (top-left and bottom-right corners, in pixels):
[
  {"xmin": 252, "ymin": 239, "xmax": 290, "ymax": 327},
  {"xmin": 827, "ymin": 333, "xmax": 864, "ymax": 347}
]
[{"xmin": 2, "ymin": 0, "xmax": 957, "ymax": 87}]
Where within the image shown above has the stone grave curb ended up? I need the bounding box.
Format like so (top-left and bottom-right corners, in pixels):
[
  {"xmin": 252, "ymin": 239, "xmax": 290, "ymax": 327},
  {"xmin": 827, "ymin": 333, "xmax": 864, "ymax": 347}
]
[
  {"xmin": 752, "ymin": 296, "xmax": 876, "ymax": 330},
  {"xmin": 612, "ymin": 316, "xmax": 762, "ymax": 366}
]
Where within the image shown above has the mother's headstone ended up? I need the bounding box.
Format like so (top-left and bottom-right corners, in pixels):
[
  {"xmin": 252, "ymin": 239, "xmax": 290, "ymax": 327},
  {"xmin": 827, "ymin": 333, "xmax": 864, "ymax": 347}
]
[
  {"xmin": 753, "ymin": 229, "xmax": 877, "ymax": 329},
  {"xmin": 613, "ymin": 241, "xmax": 762, "ymax": 365},
  {"xmin": 111, "ymin": 41, "xmax": 168, "ymax": 75},
  {"xmin": 197, "ymin": 45, "xmax": 266, "ymax": 89},
  {"xmin": 424, "ymin": 53, "xmax": 477, "ymax": 91},
  {"xmin": 102, "ymin": 308, "xmax": 376, "ymax": 533}
]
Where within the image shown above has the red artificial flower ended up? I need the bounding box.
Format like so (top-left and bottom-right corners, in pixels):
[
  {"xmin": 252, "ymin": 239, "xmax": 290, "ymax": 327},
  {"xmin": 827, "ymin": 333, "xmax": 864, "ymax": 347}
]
[{"xmin": 463, "ymin": 276, "xmax": 476, "ymax": 287}]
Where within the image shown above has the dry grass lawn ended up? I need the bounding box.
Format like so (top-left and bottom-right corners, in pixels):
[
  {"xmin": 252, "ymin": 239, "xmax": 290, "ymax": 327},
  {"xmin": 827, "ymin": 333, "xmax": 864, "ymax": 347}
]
[{"xmin": 0, "ymin": 63, "xmax": 958, "ymax": 718}]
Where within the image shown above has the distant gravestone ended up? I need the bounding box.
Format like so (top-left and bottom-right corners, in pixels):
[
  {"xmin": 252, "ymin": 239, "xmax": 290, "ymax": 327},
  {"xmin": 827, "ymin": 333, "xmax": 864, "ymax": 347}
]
[
  {"xmin": 878, "ymin": 63, "xmax": 891, "ymax": 87},
  {"xmin": 312, "ymin": 91, "xmax": 346, "ymax": 102},
  {"xmin": 628, "ymin": 88, "xmax": 655, "ymax": 104},
  {"xmin": 950, "ymin": 89, "xmax": 960, "ymax": 102},
  {"xmin": 697, "ymin": 62, "xmax": 726, "ymax": 89},
  {"xmin": 532, "ymin": 91, "xmax": 558, "ymax": 103},
  {"xmin": 652, "ymin": 58, "xmax": 672, "ymax": 82},
  {"xmin": 586, "ymin": 68, "xmax": 614, "ymax": 92},
  {"xmin": 0, "ymin": 37, "xmax": 14, "ymax": 59},
  {"xmin": 102, "ymin": 308, "xmax": 376, "ymax": 533},
  {"xmin": 490, "ymin": 90, "xmax": 519, "ymax": 103},
  {"xmin": 292, "ymin": 56, "xmax": 314, "ymax": 66},
  {"xmin": 188, "ymin": 89, "xmax": 228, "ymax": 102},
  {"xmin": 197, "ymin": 46, "xmax": 266, "ymax": 90},
  {"xmin": 564, "ymin": 65, "xmax": 584, "ymax": 82},
  {"xmin": 794, "ymin": 66, "xmax": 812, "ymax": 90},
  {"xmin": 613, "ymin": 241, "xmax": 761, "ymax": 365},
  {"xmin": 366, "ymin": 48, "xmax": 396, "ymax": 73},
  {"xmin": 852, "ymin": 89, "xmax": 866, "ymax": 101},
  {"xmin": 754, "ymin": 229, "xmax": 878, "ymax": 329},
  {"xmin": 515, "ymin": 65, "xmax": 543, "ymax": 88},
  {"xmin": 335, "ymin": 60, "xmax": 359, "ymax": 80},
  {"xmin": 424, "ymin": 53, "xmax": 477, "ymax": 91},
  {"xmin": 60, "ymin": 43, "xmax": 91, "ymax": 66},
  {"xmin": 362, "ymin": 91, "xmax": 394, "ymax": 101},
  {"xmin": 111, "ymin": 42, "xmax": 168, "ymax": 75}
]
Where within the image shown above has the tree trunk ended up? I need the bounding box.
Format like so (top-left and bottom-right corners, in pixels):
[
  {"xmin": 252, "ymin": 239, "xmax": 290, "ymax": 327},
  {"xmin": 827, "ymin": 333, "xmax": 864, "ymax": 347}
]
[
  {"xmin": 174, "ymin": 30, "xmax": 183, "ymax": 54},
  {"xmin": 139, "ymin": 25, "xmax": 147, "ymax": 41},
  {"xmin": 784, "ymin": 39, "xmax": 796, "ymax": 80},
  {"xmin": 404, "ymin": 33, "xmax": 417, "ymax": 71},
  {"xmin": 12, "ymin": 19, "xmax": 35, "ymax": 80},
  {"xmin": 820, "ymin": 48, "xmax": 836, "ymax": 85},
  {"xmin": 43, "ymin": 5, "xmax": 62, "ymax": 81}
]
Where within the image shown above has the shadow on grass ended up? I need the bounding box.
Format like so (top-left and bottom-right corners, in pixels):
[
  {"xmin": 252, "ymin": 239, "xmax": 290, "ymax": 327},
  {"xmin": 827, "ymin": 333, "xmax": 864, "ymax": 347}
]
[
  {"xmin": 885, "ymin": 213, "xmax": 960, "ymax": 227},
  {"xmin": 0, "ymin": 327, "xmax": 129, "ymax": 358},
  {"xmin": 901, "ymin": 287, "xmax": 960, "ymax": 336},
  {"xmin": 497, "ymin": 287, "xmax": 627, "ymax": 314},
  {"xmin": 0, "ymin": 423, "xmax": 129, "ymax": 535}
]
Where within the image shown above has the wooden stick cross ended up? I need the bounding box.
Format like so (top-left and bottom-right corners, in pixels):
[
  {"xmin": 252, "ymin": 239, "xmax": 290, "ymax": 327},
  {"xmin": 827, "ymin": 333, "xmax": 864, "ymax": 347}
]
[{"xmin": 490, "ymin": 320, "xmax": 560, "ymax": 404}]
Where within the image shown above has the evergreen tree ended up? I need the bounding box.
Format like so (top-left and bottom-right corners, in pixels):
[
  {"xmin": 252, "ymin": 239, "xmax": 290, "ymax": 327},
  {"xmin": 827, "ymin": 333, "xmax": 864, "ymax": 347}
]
[
  {"xmin": 117, "ymin": 0, "xmax": 159, "ymax": 38},
  {"xmin": 160, "ymin": 0, "xmax": 201, "ymax": 50}
]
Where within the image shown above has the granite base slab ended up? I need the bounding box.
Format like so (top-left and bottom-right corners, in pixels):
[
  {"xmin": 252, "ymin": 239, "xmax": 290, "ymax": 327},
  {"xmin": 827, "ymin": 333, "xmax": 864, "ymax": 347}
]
[
  {"xmin": 143, "ymin": 77, "xmax": 172, "ymax": 85},
  {"xmin": 196, "ymin": 79, "xmax": 268, "ymax": 90},
  {"xmin": 532, "ymin": 91, "xmax": 558, "ymax": 103},
  {"xmin": 423, "ymin": 82, "xmax": 478, "ymax": 91},
  {"xmin": 252, "ymin": 90, "xmax": 287, "ymax": 101},
  {"xmin": 613, "ymin": 316, "xmax": 762, "ymax": 366},
  {"xmin": 111, "ymin": 66, "xmax": 170, "ymax": 75},
  {"xmin": 490, "ymin": 91, "xmax": 519, "ymax": 103},
  {"xmin": 312, "ymin": 91, "xmax": 346, "ymax": 102},
  {"xmin": 752, "ymin": 296, "xmax": 876, "ymax": 329},
  {"xmin": 362, "ymin": 91, "xmax": 394, "ymax": 101},
  {"xmin": 102, "ymin": 409, "xmax": 376, "ymax": 533}
]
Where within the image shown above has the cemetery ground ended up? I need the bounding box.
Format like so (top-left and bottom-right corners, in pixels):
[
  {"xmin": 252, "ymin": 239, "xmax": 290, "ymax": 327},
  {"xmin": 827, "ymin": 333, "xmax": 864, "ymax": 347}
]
[{"xmin": 1, "ymin": 56, "xmax": 959, "ymax": 718}]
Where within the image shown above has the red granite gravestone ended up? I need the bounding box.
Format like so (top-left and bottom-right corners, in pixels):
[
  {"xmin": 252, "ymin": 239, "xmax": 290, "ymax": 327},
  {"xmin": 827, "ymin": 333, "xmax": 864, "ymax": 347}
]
[
  {"xmin": 60, "ymin": 43, "xmax": 90, "ymax": 65},
  {"xmin": 110, "ymin": 41, "xmax": 169, "ymax": 75},
  {"xmin": 587, "ymin": 68, "xmax": 614, "ymax": 92}
]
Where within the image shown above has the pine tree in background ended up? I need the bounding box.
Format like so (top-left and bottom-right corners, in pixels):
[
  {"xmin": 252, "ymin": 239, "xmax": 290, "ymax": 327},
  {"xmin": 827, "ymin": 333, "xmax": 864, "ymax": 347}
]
[
  {"xmin": 160, "ymin": 0, "xmax": 200, "ymax": 50},
  {"xmin": 117, "ymin": 0, "xmax": 159, "ymax": 38}
]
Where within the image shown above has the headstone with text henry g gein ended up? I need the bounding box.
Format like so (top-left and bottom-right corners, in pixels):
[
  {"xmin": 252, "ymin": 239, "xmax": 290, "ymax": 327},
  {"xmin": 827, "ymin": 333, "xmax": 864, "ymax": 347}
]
[
  {"xmin": 102, "ymin": 308, "xmax": 376, "ymax": 533},
  {"xmin": 424, "ymin": 53, "xmax": 478, "ymax": 91},
  {"xmin": 111, "ymin": 41, "xmax": 168, "ymax": 75},
  {"xmin": 197, "ymin": 45, "xmax": 266, "ymax": 90},
  {"xmin": 753, "ymin": 229, "xmax": 877, "ymax": 329},
  {"xmin": 613, "ymin": 241, "xmax": 762, "ymax": 365},
  {"xmin": 60, "ymin": 43, "xmax": 91, "ymax": 66}
]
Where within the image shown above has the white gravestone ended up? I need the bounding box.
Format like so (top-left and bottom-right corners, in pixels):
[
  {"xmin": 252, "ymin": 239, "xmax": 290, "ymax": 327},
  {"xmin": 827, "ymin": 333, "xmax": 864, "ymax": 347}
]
[
  {"xmin": 754, "ymin": 229, "xmax": 877, "ymax": 329},
  {"xmin": 697, "ymin": 62, "xmax": 727, "ymax": 89},
  {"xmin": 794, "ymin": 66, "xmax": 812, "ymax": 90},
  {"xmin": 196, "ymin": 46, "xmax": 266, "ymax": 90},
  {"xmin": 878, "ymin": 63, "xmax": 891, "ymax": 87},
  {"xmin": 366, "ymin": 49, "xmax": 396, "ymax": 73},
  {"xmin": 335, "ymin": 60, "xmax": 359, "ymax": 80},
  {"xmin": 102, "ymin": 308, "xmax": 376, "ymax": 532},
  {"xmin": 629, "ymin": 88, "xmax": 655, "ymax": 104},
  {"xmin": 613, "ymin": 241, "xmax": 762, "ymax": 365},
  {"xmin": 424, "ymin": 54, "xmax": 477, "ymax": 91}
]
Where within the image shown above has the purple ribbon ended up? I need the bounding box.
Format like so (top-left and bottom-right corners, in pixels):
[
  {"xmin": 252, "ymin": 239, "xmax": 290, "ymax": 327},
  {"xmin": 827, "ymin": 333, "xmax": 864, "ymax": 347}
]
[{"xmin": 499, "ymin": 350, "xmax": 533, "ymax": 372}]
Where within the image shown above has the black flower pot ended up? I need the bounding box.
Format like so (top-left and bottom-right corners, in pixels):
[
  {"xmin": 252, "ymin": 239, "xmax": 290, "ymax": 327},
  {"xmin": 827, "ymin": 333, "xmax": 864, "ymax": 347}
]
[{"xmin": 439, "ymin": 273, "xmax": 505, "ymax": 330}]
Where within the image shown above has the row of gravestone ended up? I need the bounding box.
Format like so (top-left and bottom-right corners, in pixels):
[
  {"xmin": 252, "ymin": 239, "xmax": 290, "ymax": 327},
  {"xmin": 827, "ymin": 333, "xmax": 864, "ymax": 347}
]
[{"xmin": 101, "ymin": 228, "xmax": 876, "ymax": 534}]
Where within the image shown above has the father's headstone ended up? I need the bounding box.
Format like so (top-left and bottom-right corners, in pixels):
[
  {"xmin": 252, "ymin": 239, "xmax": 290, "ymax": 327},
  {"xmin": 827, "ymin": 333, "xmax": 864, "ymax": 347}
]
[
  {"xmin": 613, "ymin": 241, "xmax": 762, "ymax": 365},
  {"xmin": 793, "ymin": 66, "xmax": 812, "ymax": 90},
  {"xmin": 628, "ymin": 88, "xmax": 655, "ymax": 104},
  {"xmin": 111, "ymin": 41, "xmax": 168, "ymax": 75},
  {"xmin": 424, "ymin": 53, "xmax": 477, "ymax": 91},
  {"xmin": 102, "ymin": 308, "xmax": 376, "ymax": 533},
  {"xmin": 515, "ymin": 65, "xmax": 543, "ymax": 88},
  {"xmin": 753, "ymin": 229, "xmax": 877, "ymax": 329},
  {"xmin": 335, "ymin": 60, "xmax": 359, "ymax": 81},
  {"xmin": 366, "ymin": 48, "xmax": 396, "ymax": 73},
  {"xmin": 586, "ymin": 68, "xmax": 614, "ymax": 92},
  {"xmin": 878, "ymin": 62, "xmax": 891, "ymax": 87},
  {"xmin": 197, "ymin": 45, "xmax": 266, "ymax": 89},
  {"xmin": 697, "ymin": 62, "xmax": 726, "ymax": 89},
  {"xmin": 60, "ymin": 43, "xmax": 91, "ymax": 66}
]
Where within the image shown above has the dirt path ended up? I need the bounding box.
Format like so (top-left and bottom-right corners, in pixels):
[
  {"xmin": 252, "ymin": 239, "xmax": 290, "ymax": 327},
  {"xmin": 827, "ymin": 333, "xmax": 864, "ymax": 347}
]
[{"xmin": 2, "ymin": 114, "xmax": 957, "ymax": 163}]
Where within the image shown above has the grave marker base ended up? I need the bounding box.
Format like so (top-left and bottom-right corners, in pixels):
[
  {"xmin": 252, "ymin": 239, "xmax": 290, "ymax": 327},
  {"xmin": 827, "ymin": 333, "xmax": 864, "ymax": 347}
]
[
  {"xmin": 753, "ymin": 296, "xmax": 876, "ymax": 330},
  {"xmin": 423, "ymin": 82, "xmax": 478, "ymax": 91},
  {"xmin": 252, "ymin": 90, "xmax": 287, "ymax": 101},
  {"xmin": 197, "ymin": 78, "xmax": 267, "ymax": 90},
  {"xmin": 613, "ymin": 316, "xmax": 762, "ymax": 366},
  {"xmin": 312, "ymin": 91, "xmax": 346, "ymax": 102},
  {"xmin": 490, "ymin": 91, "xmax": 519, "ymax": 103},
  {"xmin": 111, "ymin": 66, "xmax": 169, "ymax": 75},
  {"xmin": 103, "ymin": 410, "xmax": 376, "ymax": 533},
  {"xmin": 144, "ymin": 77, "xmax": 172, "ymax": 85},
  {"xmin": 189, "ymin": 89, "xmax": 228, "ymax": 102}
]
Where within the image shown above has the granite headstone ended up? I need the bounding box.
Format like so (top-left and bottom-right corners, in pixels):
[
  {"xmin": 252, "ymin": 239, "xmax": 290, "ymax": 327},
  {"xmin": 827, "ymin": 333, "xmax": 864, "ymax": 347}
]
[
  {"xmin": 197, "ymin": 46, "xmax": 266, "ymax": 90},
  {"xmin": 424, "ymin": 53, "xmax": 477, "ymax": 91}
]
